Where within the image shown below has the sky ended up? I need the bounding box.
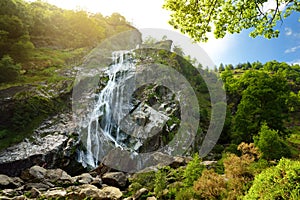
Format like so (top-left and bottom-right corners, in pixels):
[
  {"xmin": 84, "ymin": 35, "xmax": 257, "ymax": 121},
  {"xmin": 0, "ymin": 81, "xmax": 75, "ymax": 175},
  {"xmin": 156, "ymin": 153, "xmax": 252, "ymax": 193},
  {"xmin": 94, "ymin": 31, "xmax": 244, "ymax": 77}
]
[{"xmin": 29, "ymin": 0, "xmax": 300, "ymax": 66}]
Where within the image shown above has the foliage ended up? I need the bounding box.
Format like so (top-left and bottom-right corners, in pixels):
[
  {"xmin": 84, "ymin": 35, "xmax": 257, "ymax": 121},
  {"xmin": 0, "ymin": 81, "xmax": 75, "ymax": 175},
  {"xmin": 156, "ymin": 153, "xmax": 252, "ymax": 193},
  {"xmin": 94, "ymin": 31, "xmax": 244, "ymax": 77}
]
[
  {"xmin": 154, "ymin": 168, "xmax": 168, "ymax": 198},
  {"xmin": 233, "ymin": 70, "xmax": 290, "ymax": 142},
  {"xmin": 128, "ymin": 171, "xmax": 156, "ymax": 193},
  {"xmin": 163, "ymin": 0, "xmax": 300, "ymax": 42},
  {"xmin": 254, "ymin": 123, "xmax": 291, "ymax": 160},
  {"xmin": 183, "ymin": 154, "xmax": 205, "ymax": 187},
  {"xmin": 244, "ymin": 158, "xmax": 300, "ymax": 200},
  {"xmin": 0, "ymin": 55, "xmax": 21, "ymax": 83},
  {"xmin": 0, "ymin": 0, "xmax": 134, "ymax": 68},
  {"xmin": 223, "ymin": 143, "xmax": 260, "ymax": 199},
  {"xmin": 194, "ymin": 169, "xmax": 227, "ymax": 199},
  {"xmin": 175, "ymin": 187, "xmax": 198, "ymax": 200},
  {"xmin": 219, "ymin": 63, "xmax": 300, "ymax": 144}
]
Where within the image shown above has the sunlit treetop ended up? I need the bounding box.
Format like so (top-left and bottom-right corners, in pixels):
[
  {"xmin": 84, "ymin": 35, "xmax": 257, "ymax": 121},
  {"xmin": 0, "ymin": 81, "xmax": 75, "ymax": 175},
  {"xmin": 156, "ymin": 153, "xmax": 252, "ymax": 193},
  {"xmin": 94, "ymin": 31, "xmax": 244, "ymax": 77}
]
[{"xmin": 163, "ymin": 0, "xmax": 300, "ymax": 42}]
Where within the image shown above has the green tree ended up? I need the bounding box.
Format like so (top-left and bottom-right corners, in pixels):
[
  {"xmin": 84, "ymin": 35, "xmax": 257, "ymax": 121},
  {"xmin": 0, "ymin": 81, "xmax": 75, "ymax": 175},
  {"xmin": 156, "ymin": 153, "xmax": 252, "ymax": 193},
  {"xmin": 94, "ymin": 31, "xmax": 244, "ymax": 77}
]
[
  {"xmin": 0, "ymin": 55, "xmax": 21, "ymax": 83},
  {"xmin": 244, "ymin": 158, "xmax": 300, "ymax": 200},
  {"xmin": 231, "ymin": 70, "xmax": 290, "ymax": 142},
  {"xmin": 219, "ymin": 63, "xmax": 225, "ymax": 72},
  {"xmin": 254, "ymin": 123, "xmax": 291, "ymax": 160},
  {"xmin": 163, "ymin": 0, "xmax": 300, "ymax": 42}
]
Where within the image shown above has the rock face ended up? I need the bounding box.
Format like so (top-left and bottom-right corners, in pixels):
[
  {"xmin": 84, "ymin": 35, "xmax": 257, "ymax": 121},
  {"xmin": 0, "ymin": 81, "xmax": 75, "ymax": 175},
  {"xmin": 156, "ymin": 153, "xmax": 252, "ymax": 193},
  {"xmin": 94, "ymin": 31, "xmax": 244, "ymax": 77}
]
[{"xmin": 0, "ymin": 113, "xmax": 84, "ymax": 177}]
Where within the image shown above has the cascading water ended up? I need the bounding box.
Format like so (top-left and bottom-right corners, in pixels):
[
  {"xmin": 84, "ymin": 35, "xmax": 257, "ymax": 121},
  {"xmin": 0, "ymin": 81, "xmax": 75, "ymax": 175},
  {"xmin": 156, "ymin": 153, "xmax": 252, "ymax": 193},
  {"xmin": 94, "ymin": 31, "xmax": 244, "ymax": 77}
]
[{"xmin": 78, "ymin": 51, "xmax": 136, "ymax": 168}]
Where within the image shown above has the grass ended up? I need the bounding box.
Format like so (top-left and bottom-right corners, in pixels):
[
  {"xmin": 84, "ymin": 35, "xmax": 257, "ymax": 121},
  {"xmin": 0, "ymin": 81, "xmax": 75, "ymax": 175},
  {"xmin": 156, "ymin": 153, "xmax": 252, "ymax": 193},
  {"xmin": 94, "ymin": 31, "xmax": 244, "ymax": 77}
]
[
  {"xmin": 0, "ymin": 47, "xmax": 84, "ymax": 150},
  {"xmin": 0, "ymin": 47, "xmax": 86, "ymax": 90}
]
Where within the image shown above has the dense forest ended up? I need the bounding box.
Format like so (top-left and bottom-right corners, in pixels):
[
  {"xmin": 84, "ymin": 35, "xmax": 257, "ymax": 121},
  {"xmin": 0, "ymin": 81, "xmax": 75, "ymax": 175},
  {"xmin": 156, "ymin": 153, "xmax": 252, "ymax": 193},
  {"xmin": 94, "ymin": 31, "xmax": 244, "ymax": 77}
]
[
  {"xmin": 123, "ymin": 61, "xmax": 300, "ymax": 200},
  {"xmin": 0, "ymin": 0, "xmax": 134, "ymax": 84},
  {"xmin": 0, "ymin": 0, "xmax": 299, "ymax": 200}
]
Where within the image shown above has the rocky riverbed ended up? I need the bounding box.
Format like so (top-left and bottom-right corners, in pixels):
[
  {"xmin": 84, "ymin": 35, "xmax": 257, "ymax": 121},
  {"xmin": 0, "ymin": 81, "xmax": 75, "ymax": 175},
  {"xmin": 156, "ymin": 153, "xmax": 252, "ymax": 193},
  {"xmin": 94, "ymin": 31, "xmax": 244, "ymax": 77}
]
[{"xmin": 0, "ymin": 155, "xmax": 194, "ymax": 200}]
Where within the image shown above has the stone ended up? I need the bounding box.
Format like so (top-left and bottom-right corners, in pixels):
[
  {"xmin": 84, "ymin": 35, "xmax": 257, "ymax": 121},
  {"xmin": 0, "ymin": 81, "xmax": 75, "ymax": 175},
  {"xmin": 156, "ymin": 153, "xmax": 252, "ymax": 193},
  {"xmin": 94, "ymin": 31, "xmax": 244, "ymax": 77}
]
[
  {"xmin": 24, "ymin": 182, "xmax": 50, "ymax": 191},
  {"xmin": 43, "ymin": 189, "xmax": 67, "ymax": 199},
  {"xmin": 30, "ymin": 187, "xmax": 41, "ymax": 198},
  {"xmin": 10, "ymin": 178, "xmax": 23, "ymax": 188},
  {"xmin": 99, "ymin": 186, "xmax": 122, "ymax": 200},
  {"xmin": 134, "ymin": 188, "xmax": 148, "ymax": 199},
  {"xmin": 90, "ymin": 176, "xmax": 102, "ymax": 188},
  {"xmin": 102, "ymin": 172, "xmax": 127, "ymax": 188},
  {"xmin": 146, "ymin": 197, "xmax": 157, "ymax": 200},
  {"xmin": 28, "ymin": 166, "xmax": 47, "ymax": 180},
  {"xmin": 78, "ymin": 184, "xmax": 102, "ymax": 199},
  {"xmin": 45, "ymin": 168, "xmax": 73, "ymax": 185},
  {"xmin": 74, "ymin": 173, "xmax": 93, "ymax": 184},
  {"xmin": 0, "ymin": 175, "xmax": 22, "ymax": 189},
  {"xmin": 201, "ymin": 161, "xmax": 218, "ymax": 169},
  {"xmin": 123, "ymin": 197, "xmax": 133, "ymax": 200},
  {"xmin": 0, "ymin": 174, "xmax": 12, "ymax": 189},
  {"xmin": 169, "ymin": 157, "xmax": 186, "ymax": 169},
  {"xmin": 1, "ymin": 189, "xmax": 16, "ymax": 197},
  {"xmin": 0, "ymin": 196, "xmax": 11, "ymax": 200},
  {"xmin": 12, "ymin": 196, "xmax": 26, "ymax": 200}
]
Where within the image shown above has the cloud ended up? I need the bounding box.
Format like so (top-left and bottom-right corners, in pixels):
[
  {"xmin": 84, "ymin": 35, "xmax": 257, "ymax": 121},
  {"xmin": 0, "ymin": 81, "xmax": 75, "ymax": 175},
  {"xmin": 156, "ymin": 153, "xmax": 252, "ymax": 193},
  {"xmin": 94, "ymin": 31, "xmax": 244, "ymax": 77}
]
[
  {"xmin": 285, "ymin": 27, "xmax": 292, "ymax": 36},
  {"xmin": 288, "ymin": 59, "xmax": 300, "ymax": 65},
  {"xmin": 284, "ymin": 45, "xmax": 300, "ymax": 53},
  {"xmin": 262, "ymin": 0, "xmax": 286, "ymax": 13},
  {"xmin": 293, "ymin": 32, "xmax": 300, "ymax": 38}
]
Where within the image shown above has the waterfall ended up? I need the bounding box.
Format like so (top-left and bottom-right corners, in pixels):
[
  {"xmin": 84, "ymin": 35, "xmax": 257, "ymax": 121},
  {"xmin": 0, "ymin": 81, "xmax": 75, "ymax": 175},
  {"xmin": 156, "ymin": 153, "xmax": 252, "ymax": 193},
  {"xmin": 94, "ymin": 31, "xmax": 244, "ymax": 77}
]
[{"xmin": 78, "ymin": 51, "xmax": 136, "ymax": 168}]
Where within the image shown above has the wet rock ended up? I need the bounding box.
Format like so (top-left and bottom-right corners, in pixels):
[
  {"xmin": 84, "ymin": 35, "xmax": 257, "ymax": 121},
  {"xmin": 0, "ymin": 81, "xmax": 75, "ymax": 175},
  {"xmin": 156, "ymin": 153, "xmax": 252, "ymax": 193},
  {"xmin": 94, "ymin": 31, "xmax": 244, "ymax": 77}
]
[
  {"xmin": 102, "ymin": 172, "xmax": 127, "ymax": 189},
  {"xmin": 0, "ymin": 111, "xmax": 83, "ymax": 177}
]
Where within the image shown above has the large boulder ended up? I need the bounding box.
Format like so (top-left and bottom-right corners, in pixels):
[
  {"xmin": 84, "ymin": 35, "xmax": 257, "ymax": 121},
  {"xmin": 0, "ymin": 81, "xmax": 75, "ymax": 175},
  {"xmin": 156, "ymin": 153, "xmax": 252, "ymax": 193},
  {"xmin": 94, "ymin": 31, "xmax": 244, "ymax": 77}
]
[
  {"xmin": 102, "ymin": 172, "xmax": 128, "ymax": 189},
  {"xmin": 99, "ymin": 186, "xmax": 123, "ymax": 200},
  {"xmin": 66, "ymin": 184, "xmax": 122, "ymax": 200},
  {"xmin": 73, "ymin": 173, "xmax": 94, "ymax": 184}
]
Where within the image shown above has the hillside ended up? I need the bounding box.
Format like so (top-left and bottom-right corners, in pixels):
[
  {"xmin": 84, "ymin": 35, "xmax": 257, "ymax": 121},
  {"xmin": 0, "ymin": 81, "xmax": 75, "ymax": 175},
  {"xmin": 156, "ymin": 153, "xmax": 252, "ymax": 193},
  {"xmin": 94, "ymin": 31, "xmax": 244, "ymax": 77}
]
[{"xmin": 0, "ymin": 0, "xmax": 136, "ymax": 150}]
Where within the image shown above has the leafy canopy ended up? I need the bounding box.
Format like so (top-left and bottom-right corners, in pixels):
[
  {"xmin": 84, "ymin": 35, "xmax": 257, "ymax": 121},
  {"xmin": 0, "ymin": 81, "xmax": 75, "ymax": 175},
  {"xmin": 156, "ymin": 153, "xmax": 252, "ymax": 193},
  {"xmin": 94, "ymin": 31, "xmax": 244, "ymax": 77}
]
[
  {"xmin": 163, "ymin": 0, "xmax": 300, "ymax": 42},
  {"xmin": 244, "ymin": 158, "xmax": 300, "ymax": 200}
]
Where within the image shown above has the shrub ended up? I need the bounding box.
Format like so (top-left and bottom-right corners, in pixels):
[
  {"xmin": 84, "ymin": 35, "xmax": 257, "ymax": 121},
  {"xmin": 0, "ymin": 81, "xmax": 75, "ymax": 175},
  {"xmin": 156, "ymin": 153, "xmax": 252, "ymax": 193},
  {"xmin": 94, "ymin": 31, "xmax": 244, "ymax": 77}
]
[
  {"xmin": 194, "ymin": 169, "xmax": 227, "ymax": 199},
  {"xmin": 244, "ymin": 158, "xmax": 300, "ymax": 200},
  {"xmin": 224, "ymin": 153, "xmax": 254, "ymax": 199},
  {"xmin": 175, "ymin": 187, "xmax": 198, "ymax": 200},
  {"xmin": 183, "ymin": 154, "xmax": 205, "ymax": 187},
  {"xmin": 154, "ymin": 168, "xmax": 167, "ymax": 198},
  {"xmin": 223, "ymin": 143, "xmax": 260, "ymax": 199},
  {"xmin": 0, "ymin": 55, "xmax": 21, "ymax": 83},
  {"xmin": 254, "ymin": 123, "xmax": 291, "ymax": 160},
  {"xmin": 128, "ymin": 171, "xmax": 156, "ymax": 193}
]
